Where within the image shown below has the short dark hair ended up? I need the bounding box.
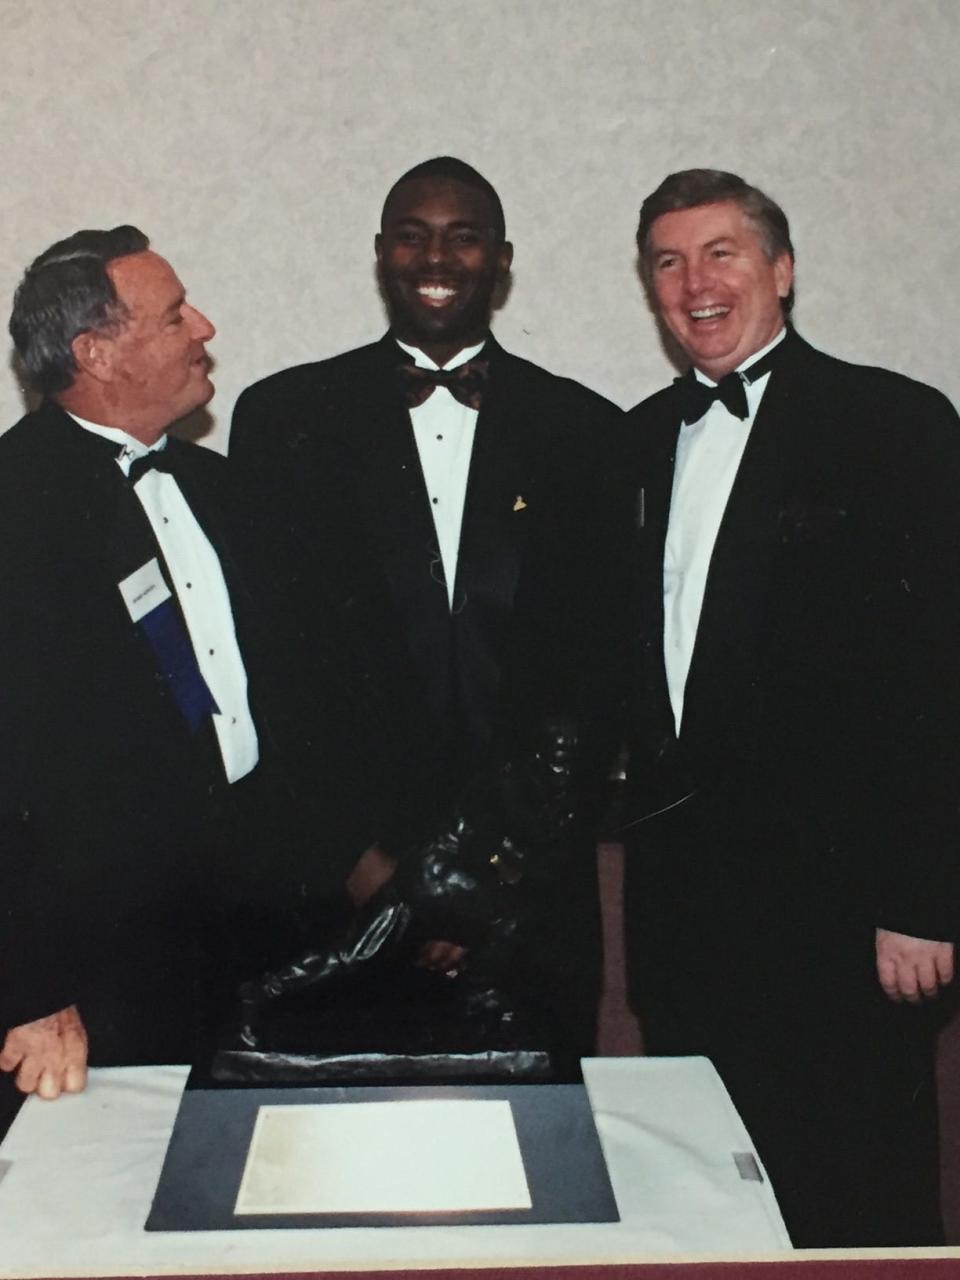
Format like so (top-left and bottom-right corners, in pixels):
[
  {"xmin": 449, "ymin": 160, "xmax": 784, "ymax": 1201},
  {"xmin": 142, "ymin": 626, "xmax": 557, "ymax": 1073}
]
[
  {"xmin": 9, "ymin": 225, "xmax": 149, "ymax": 394},
  {"xmin": 381, "ymin": 156, "xmax": 506, "ymax": 242},
  {"xmin": 637, "ymin": 169, "xmax": 795, "ymax": 315}
]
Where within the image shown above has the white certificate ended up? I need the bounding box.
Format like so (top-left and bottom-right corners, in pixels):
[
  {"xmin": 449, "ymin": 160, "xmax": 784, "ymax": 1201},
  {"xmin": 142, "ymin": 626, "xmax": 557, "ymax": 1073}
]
[{"xmin": 234, "ymin": 1098, "xmax": 532, "ymax": 1215}]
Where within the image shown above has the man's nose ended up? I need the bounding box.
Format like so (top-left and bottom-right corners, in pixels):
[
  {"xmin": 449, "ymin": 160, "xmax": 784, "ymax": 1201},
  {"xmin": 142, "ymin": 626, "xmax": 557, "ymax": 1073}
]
[
  {"xmin": 424, "ymin": 233, "xmax": 452, "ymax": 267},
  {"xmin": 686, "ymin": 256, "xmax": 716, "ymax": 295},
  {"xmin": 186, "ymin": 304, "xmax": 216, "ymax": 341},
  {"xmin": 683, "ymin": 260, "xmax": 707, "ymax": 295}
]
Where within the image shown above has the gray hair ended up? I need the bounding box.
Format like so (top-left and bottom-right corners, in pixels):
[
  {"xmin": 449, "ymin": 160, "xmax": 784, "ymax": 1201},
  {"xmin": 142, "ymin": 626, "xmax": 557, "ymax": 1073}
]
[
  {"xmin": 637, "ymin": 170, "xmax": 795, "ymax": 315},
  {"xmin": 9, "ymin": 225, "xmax": 149, "ymax": 394}
]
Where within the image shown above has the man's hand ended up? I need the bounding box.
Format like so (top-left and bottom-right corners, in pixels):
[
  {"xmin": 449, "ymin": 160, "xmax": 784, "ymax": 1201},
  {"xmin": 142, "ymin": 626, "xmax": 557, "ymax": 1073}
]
[
  {"xmin": 345, "ymin": 846, "xmax": 467, "ymax": 973},
  {"xmin": 0, "ymin": 1005, "xmax": 88, "ymax": 1099},
  {"xmin": 345, "ymin": 843, "xmax": 398, "ymax": 908},
  {"xmin": 875, "ymin": 928, "xmax": 955, "ymax": 1003},
  {"xmin": 417, "ymin": 940, "xmax": 468, "ymax": 974}
]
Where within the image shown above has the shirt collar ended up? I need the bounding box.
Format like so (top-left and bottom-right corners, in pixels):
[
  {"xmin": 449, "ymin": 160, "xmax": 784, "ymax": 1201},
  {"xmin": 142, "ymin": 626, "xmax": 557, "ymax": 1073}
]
[
  {"xmin": 694, "ymin": 326, "xmax": 787, "ymax": 387},
  {"xmin": 394, "ymin": 338, "xmax": 486, "ymax": 372},
  {"xmin": 66, "ymin": 412, "xmax": 168, "ymax": 477}
]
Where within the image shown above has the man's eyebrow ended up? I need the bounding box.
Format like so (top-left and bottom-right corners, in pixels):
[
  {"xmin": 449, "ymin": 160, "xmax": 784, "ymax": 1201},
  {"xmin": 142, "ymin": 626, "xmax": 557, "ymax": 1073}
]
[
  {"xmin": 161, "ymin": 293, "xmax": 186, "ymax": 317},
  {"xmin": 391, "ymin": 216, "xmax": 486, "ymax": 231},
  {"xmin": 654, "ymin": 235, "xmax": 735, "ymax": 257}
]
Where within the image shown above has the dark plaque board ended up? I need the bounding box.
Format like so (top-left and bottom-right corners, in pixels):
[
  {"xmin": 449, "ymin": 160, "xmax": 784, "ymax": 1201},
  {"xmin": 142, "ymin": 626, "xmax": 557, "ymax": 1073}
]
[{"xmin": 146, "ymin": 1082, "xmax": 619, "ymax": 1231}]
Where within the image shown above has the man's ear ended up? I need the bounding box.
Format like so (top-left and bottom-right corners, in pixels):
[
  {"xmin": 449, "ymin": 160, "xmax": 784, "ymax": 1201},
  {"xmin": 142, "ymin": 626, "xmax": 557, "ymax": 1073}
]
[
  {"xmin": 374, "ymin": 232, "xmax": 383, "ymax": 266},
  {"xmin": 497, "ymin": 240, "xmax": 514, "ymax": 278},
  {"xmin": 774, "ymin": 252, "xmax": 794, "ymax": 300},
  {"xmin": 70, "ymin": 330, "xmax": 115, "ymax": 384}
]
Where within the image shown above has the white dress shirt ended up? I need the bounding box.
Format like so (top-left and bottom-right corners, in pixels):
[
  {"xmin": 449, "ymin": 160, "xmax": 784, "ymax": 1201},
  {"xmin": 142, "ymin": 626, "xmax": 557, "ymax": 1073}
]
[
  {"xmin": 663, "ymin": 329, "xmax": 786, "ymax": 734},
  {"xmin": 396, "ymin": 338, "xmax": 485, "ymax": 610},
  {"xmin": 70, "ymin": 414, "xmax": 259, "ymax": 783}
]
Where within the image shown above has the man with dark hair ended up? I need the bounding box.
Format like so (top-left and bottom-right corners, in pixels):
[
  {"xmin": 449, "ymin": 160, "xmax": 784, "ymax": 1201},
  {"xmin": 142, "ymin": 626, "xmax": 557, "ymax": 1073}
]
[
  {"xmin": 621, "ymin": 168, "xmax": 960, "ymax": 1245},
  {"xmin": 230, "ymin": 158, "xmax": 627, "ymax": 1068},
  {"xmin": 0, "ymin": 229, "xmax": 365, "ymax": 1111},
  {"xmin": 381, "ymin": 156, "xmax": 507, "ymax": 241}
]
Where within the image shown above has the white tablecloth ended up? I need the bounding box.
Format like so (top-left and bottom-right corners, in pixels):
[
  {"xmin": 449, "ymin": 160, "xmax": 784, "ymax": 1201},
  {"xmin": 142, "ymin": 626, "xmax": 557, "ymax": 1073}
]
[{"xmin": 0, "ymin": 1056, "xmax": 791, "ymax": 1276}]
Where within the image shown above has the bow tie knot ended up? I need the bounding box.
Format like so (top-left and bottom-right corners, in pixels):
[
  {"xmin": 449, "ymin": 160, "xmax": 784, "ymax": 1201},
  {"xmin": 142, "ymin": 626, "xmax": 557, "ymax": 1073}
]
[
  {"xmin": 676, "ymin": 340, "xmax": 784, "ymax": 426},
  {"xmin": 677, "ymin": 369, "xmax": 750, "ymax": 425},
  {"xmin": 126, "ymin": 448, "xmax": 179, "ymax": 485},
  {"xmin": 395, "ymin": 359, "xmax": 489, "ymax": 410}
]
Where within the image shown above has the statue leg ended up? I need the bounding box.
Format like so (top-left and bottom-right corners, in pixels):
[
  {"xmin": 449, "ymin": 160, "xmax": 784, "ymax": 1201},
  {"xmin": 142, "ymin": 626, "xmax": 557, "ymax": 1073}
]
[{"xmin": 236, "ymin": 900, "xmax": 413, "ymax": 1047}]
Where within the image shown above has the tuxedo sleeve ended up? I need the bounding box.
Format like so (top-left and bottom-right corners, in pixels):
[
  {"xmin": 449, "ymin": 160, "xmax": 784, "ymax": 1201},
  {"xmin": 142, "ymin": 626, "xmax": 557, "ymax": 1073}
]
[
  {"xmin": 868, "ymin": 381, "xmax": 960, "ymax": 940},
  {"xmin": 229, "ymin": 379, "xmax": 383, "ymax": 875},
  {"xmin": 0, "ymin": 513, "xmax": 84, "ymax": 1030}
]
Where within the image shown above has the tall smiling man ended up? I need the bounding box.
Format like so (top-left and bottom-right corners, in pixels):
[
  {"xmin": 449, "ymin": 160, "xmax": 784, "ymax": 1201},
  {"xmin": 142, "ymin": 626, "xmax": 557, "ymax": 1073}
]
[
  {"xmin": 231, "ymin": 158, "xmax": 627, "ymax": 1066},
  {"xmin": 621, "ymin": 169, "xmax": 960, "ymax": 1246},
  {"xmin": 0, "ymin": 228, "xmax": 360, "ymax": 1113}
]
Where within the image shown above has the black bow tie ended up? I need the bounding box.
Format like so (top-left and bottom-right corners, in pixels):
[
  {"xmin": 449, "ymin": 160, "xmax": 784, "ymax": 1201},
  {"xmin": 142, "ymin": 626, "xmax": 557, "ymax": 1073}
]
[
  {"xmin": 676, "ymin": 342, "xmax": 783, "ymax": 426},
  {"xmin": 395, "ymin": 358, "xmax": 490, "ymax": 410},
  {"xmin": 126, "ymin": 447, "xmax": 179, "ymax": 485},
  {"xmin": 677, "ymin": 369, "xmax": 749, "ymax": 424}
]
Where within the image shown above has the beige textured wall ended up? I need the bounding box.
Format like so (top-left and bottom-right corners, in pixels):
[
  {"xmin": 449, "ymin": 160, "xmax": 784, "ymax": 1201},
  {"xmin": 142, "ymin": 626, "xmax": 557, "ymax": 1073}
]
[{"xmin": 1, "ymin": 0, "xmax": 957, "ymax": 449}]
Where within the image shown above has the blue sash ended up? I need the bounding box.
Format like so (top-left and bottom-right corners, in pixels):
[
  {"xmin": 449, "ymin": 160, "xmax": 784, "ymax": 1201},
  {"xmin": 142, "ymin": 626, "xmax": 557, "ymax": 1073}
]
[{"xmin": 138, "ymin": 596, "xmax": 220, "ymax": 733}]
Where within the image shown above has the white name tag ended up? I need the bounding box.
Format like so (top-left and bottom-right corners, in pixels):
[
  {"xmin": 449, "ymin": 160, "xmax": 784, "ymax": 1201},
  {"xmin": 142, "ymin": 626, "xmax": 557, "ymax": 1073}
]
[{"xmin": 118, "ymin": 558, "xmax": 172, "ymax": 624}]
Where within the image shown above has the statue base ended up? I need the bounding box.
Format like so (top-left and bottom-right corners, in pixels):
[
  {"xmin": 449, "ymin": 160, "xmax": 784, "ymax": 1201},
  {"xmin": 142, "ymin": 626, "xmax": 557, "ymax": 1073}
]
[
  {"xmin": 211, "ymin": 1045, "xmax": 552, "ymax": 1085},
  {"xmin": 207, "ymin": 968, "xmax": 559, "ymax": 1086}
]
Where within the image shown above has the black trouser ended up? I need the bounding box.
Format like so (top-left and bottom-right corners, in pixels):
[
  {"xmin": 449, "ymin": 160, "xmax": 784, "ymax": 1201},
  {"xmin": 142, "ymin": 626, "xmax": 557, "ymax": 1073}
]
[{"xmin": 624, "ymin": 824, "xmax": 945, "ymax": 1248}]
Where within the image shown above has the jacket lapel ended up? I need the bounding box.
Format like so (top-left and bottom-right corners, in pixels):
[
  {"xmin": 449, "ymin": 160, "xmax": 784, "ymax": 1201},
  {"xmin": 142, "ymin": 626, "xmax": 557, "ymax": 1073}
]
[
  {"xmin": 624, "ymin": 393, "xmax": 685, "ymax": 793},
  {"xmin": 19, "ymin": 405, "xmax": 211, "ymax": 737},
  {"xmin": 454, "ymin": 337, "xmax": 525, "ymax": 614},
  {"xmin": 679, "ymin": 332, "xmax": 806, "ymax": 757},
  {"xmin": 353, "ymin": 336, "xmax": 454, "ymax": 735},
  {"xmin": 451, "ymin": 338, "xmax": 530, "ymax": 758}
]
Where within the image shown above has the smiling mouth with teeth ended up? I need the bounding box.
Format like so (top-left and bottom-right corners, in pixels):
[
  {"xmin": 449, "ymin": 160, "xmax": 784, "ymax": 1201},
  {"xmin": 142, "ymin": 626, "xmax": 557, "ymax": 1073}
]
[
  {"xmin": 417, "ymin": 284, "xmax": 458, "ymax": 304},
  {"xmin": 689, "ymin": 306, "xmax": 730, "ymax": 320}
]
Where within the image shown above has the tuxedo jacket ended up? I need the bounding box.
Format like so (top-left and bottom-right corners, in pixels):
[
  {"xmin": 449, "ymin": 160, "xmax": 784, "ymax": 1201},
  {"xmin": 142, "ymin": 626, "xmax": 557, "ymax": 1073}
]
[
  {"xmin": 230, "ymin": 334, "xmax": 629, "ymax": 1060},
  {"xmin": 622, "ymin": 329, "xmax": 960, "ymax": 970},
  {"xmin": 0, "ymin": 402, "xmax": 365, "ymax": 1052},
  {"xmin": 230, "ymin": 333, "xmax": 629, "ymax": 849}
]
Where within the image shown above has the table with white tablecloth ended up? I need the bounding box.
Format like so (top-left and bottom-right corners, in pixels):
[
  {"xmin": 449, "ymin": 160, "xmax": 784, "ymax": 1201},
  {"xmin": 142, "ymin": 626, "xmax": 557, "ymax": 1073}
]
[{"xmin": 0, "ymin": 1056, "xmax": 791, "ymax": 1277}]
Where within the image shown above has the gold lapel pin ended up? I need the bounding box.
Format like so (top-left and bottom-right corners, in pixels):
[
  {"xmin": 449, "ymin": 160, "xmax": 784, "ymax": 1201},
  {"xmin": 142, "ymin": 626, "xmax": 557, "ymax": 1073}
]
[{"xmin": 513, "ymin": 495, "xmax": 527, "ymax": 512}]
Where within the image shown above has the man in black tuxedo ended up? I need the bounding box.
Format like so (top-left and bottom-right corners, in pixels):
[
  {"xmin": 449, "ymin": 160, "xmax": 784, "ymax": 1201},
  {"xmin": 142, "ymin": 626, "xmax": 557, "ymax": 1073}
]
[
  {"xmin": 230, "ymin": 158, "xmax": 627, "ymax": 1064},
  {"xmin": 0, "ymin": 227, "xmax": 366, "ymax": 1113},
  {"xmin": 621, "ymin": 169, "xmax": 960, "ymax": 1246}
]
